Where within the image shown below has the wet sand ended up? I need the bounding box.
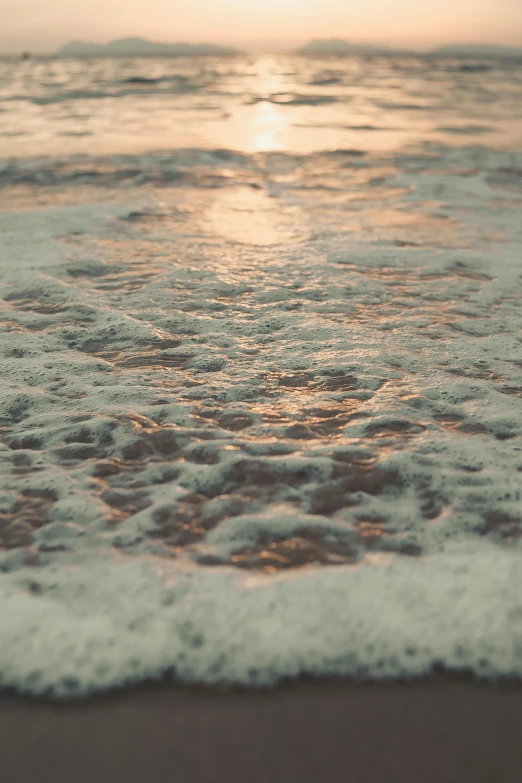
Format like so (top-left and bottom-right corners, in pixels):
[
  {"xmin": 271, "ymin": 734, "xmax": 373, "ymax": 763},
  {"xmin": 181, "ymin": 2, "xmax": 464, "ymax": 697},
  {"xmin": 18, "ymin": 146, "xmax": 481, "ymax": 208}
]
[{"xmin": 2, "ymin": 676, "xmax": 522, "ymax": 783}]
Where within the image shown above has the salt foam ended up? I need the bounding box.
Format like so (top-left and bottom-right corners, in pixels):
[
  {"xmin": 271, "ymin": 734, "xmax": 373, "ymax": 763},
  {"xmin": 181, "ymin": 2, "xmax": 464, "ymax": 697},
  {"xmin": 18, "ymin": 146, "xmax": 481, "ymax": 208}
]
[{"xmin": 1, "ymin": 143, "xmax": 521, "ymax": 696}]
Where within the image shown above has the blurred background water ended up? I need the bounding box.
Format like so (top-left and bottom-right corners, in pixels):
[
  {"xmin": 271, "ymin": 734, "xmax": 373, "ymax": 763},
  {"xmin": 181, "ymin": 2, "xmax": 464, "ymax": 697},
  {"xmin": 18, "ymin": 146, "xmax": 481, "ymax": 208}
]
[{"xmin": 1, "ymin": 54, "xmax": 521, "ymax": 158}]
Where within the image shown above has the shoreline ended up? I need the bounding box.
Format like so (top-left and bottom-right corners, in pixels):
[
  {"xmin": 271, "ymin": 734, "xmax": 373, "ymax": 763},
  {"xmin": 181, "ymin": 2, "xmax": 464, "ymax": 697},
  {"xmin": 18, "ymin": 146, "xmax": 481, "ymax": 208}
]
[{"xmin": 2, "ymin": 674, "xmax": 522, "ymax": 782}]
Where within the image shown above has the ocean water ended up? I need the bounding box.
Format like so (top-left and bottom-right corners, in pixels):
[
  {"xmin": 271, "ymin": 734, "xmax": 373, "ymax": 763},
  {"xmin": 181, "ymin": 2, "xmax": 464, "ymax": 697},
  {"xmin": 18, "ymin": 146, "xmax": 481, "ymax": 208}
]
[{"xmin": 0, "ymin": 54, "xmax": 522, "ymax": 697}]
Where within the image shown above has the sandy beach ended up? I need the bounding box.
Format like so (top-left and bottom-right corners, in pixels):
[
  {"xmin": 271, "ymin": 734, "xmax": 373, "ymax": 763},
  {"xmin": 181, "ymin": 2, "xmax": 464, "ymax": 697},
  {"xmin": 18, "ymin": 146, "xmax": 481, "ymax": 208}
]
[{"xmin": 3, "ymin": 675, "xmax": 522, "ymax": 782}]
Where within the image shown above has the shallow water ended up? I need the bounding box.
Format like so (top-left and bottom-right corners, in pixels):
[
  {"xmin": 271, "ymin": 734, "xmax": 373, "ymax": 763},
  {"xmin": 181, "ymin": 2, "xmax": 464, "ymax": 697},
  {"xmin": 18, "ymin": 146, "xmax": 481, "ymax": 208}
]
[
  {"xmin": 0, "ymin": 55, "xmax": 522, "ymax": 697},
  {"xmin": 1, "ymin": 54, "xmax": 522, "ymax": 157}
]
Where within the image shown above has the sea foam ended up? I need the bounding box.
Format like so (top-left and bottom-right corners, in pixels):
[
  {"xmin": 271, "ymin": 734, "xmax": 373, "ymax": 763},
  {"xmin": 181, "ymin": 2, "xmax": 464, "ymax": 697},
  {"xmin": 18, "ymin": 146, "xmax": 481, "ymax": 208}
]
[{"xmin": 1, "ymin": 55, "xmax": 522, "ymax": 695}]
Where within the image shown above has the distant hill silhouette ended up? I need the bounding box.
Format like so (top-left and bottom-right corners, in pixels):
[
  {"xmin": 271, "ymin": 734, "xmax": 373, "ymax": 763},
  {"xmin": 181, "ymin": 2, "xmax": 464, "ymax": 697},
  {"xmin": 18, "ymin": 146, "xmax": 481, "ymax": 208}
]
[
  {"xmin": 296, "ymin": 38, "xmax": 409, "ymax": 55},
  {"xmin": 56, "ymin": 37, "xmax": 240, "ymax": 57},
  {"xmin": 429, "ymin": 44, "xmax": 522, "ymax": 58},
  {"xmin": 297, "ymin": 39, "xmax": 522, "ymax": 59}
]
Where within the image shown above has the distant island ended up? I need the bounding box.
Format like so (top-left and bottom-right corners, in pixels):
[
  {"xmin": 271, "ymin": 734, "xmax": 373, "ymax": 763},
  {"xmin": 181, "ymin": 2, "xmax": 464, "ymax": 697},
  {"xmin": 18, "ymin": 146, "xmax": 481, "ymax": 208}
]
[
  {"xmin": 51, "ymin": 37, "xmax": 522, "ymax": 60},
  {"xmin": 428, "ymin": 44, "xmax": 522, "ymax": 58},
  {"xmin": 56, "ymin": 37, "xmax": 240, "ymax": 57},
  {"xmin": 296, "ymin": 38, "xmax": 522, "ymax": 59}
]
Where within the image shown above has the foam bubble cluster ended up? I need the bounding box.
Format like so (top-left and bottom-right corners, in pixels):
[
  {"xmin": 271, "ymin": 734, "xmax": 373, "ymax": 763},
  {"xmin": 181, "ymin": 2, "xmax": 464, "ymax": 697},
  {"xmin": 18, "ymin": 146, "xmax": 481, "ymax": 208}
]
[{"xmin": 1, "ymin": 87, "xmax": 522, "ymax": 695}]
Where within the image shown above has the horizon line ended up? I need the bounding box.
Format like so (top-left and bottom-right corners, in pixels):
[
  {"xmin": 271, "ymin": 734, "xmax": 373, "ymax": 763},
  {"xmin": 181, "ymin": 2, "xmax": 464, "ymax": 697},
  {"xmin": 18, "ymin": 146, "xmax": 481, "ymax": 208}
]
[{"xmin": 2, "ymin": 36, "xmax": 522, "ymax": 57}]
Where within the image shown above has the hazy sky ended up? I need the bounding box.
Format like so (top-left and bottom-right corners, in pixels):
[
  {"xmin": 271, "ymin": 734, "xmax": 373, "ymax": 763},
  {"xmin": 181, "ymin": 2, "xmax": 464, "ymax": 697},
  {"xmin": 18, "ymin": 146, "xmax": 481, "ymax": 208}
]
[{"xmin": 2, "ymin": 0, "xmax": 522, "ymax": 53}]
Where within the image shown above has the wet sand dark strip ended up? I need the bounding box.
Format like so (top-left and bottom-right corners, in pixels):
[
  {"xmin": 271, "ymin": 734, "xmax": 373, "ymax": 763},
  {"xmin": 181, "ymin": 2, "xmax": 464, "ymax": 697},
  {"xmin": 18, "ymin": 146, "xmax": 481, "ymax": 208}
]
[{"xmin": 2, "ymin": 675, "xmax": 522, "ymax": 783}]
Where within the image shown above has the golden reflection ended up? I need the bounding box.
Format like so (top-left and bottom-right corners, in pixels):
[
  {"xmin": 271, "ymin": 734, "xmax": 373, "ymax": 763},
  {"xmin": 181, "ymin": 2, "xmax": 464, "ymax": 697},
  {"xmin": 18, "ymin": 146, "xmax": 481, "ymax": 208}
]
[
  {"xmin": 3, "ymin": 54, "xmax": 522, "ymax": 159},
  {"xmin": 211, "ymin": 57, "xmax": 294, "ymax": 152},
  {"xmin": 251, "ymin": 101, "xmax": 287, "ymax": 151},
  {"xmin": 208, "ymin": 187, "xmax": 307, "ymax": 245},
  {"xmin": 252, "ymin": 56, "xmax": 289, "ymax": 94},
  {"xmin": 213, "ymin": 98, "xmax": 291, "ymax": 153}
]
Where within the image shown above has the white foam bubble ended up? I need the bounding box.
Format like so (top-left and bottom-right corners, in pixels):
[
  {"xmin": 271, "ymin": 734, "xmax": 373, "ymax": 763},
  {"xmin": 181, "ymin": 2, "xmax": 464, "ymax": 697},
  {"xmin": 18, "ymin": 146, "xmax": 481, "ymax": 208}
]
[
  {"xmin": 1, "ymin": 541, "xmax": 522, "ymax": 697},
  {"xmin": 1, "ymin": 134, "xmax": 521, "ymax": 696}
]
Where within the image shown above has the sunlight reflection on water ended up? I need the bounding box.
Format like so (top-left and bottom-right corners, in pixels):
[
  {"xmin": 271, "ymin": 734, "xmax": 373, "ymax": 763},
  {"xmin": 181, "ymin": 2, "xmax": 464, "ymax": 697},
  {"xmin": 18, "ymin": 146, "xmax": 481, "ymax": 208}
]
[
  {"xmin": 208, "ymin": 186, "xmax": 307, "ymax": 245},
  {"xmin": 1, "ymin": 54, "xmax": 521, "ymax": 158}
]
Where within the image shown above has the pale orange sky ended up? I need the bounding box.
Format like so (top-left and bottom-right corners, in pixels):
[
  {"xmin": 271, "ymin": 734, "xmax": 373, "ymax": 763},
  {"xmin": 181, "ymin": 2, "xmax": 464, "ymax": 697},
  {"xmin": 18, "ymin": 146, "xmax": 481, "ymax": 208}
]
[{"xmin": 2, "ymin": 0, "xmax": 522, "ymax": 53}]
